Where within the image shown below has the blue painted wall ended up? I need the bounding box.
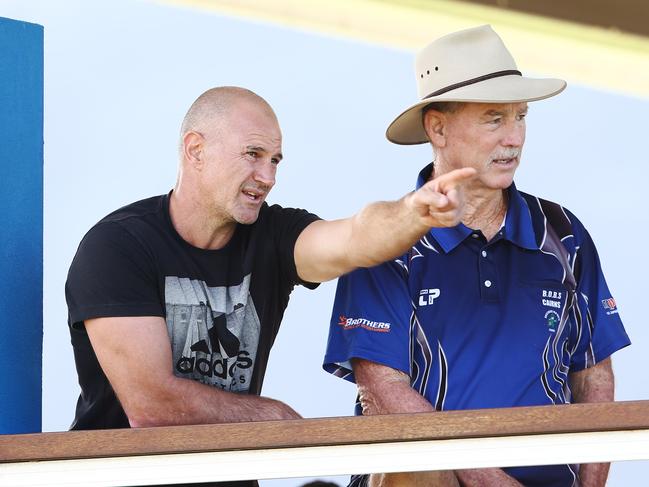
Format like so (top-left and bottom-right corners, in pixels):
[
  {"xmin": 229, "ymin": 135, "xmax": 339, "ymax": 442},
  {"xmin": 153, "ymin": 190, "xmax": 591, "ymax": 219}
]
[{"xmin": 0, "ymin": 16, "xmax": 43, "ymax": 434}]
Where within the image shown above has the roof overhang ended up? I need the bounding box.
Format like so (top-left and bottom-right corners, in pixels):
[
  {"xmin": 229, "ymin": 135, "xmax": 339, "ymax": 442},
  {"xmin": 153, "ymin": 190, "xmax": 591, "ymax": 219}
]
[{"xmin": 155, "ymin": 0, "xmax": 649, "ymax": 99}]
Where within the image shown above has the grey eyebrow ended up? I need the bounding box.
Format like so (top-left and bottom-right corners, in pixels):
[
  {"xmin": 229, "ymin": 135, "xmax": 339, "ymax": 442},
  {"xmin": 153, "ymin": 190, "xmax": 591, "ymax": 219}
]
[{"xmin": 482, "ymin": 107, "xmax": 528, "ymax": 117}]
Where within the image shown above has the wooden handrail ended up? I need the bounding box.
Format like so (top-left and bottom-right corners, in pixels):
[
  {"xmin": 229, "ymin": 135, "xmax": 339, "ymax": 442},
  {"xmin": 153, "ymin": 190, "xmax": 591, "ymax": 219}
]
[{"xmin": 2, "ymin": 400, "xmax": 649, "ymax": 463}]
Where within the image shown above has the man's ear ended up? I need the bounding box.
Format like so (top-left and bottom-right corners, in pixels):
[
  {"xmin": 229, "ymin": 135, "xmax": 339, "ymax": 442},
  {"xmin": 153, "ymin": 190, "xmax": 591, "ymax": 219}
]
[
  {"xmin": 182, "ymin": 131, "xmax": 204, "ymax": 169},
  {"xmin": 423, "ymin": 109, "xmax": 447, "ymax": 148}
]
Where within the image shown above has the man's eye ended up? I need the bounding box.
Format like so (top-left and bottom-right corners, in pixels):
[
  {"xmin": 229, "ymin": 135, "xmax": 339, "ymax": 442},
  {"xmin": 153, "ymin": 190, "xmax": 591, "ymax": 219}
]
[
  {"xmin": 489, "ymin": 118, "xmax": 501, "ymax": 125},
  {"xmin": 246, "ymin": 151, "xmax": 258, "ymax": 158},
  {"xmin": 271, "ymin": 158, "xmax": 280, "ymax": 165},
  {"xmin": 517, "ymin": 113, "xmax": 527, "ymax": 121}
]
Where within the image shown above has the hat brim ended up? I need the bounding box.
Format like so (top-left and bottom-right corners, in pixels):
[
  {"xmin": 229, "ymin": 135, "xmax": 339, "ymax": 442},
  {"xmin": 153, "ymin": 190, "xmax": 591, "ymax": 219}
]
[{"xmin": 386, "ymin": 75, "xmax": 567, "ymax": 145}]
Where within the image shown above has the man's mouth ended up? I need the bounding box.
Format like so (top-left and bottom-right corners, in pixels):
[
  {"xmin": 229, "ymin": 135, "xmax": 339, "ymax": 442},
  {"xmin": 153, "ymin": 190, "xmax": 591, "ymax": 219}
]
[
  {"xmin": 492, "ymin": 156, "xmax": 517, "ymax": 166},
  {"xmin": 242, "ymin": 188, "xmax": 265, "ymax": 202}
]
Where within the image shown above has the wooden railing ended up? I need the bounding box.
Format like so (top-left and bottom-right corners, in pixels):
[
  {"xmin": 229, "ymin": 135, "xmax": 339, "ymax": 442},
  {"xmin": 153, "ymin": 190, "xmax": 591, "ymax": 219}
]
[{"xmin": 2, "ymin": 400, "xmax": 649, "ymax": 486}]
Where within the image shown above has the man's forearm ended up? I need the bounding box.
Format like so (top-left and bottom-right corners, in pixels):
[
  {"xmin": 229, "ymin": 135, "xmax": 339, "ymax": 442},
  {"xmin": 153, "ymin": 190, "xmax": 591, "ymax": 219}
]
[
  {"xmin": 578, "ymin": 463, "xmax": 610, "ymax": 487},
  {"xmin": 354, "ymin": 359, "xmax": 435, "ymax": 415},
  {"xmin": 125, "ymin": 374, "xmax": 300, "ymax": 428},
  {"xmin": 455, "ymin": 468, "xmax": 524, "ymax": 487},
  {"xmin": 348, "ymin": 168, "xmax": 472, "ymax": 269},
  {"xmin": 353, "ymin": 359, "xmax": 458, "ymax": 487},
  {"xmin": 570, "ymin": 358, "xmax": 614, "ymax": 404},
  {"xmin": 294, "ymin": 168, "xmax": 474, "ymax": 283},
  {"xmin": 86, "ymin": 316, "xmax": 302, "ymax": 428},
  {"xmin": 346, "ymin": 197, "xmax": 436, "ymax": 269},
  {"xmin": 369, "ymin": 471, "xmax": 459, "ymax": 487},
  {"xmin": 569, "ymin": 358, "xmax": 615, "ymax": 487},
  {"xmin": 353, "ymin": 359, "xmax": 524, "ymax": 486}
]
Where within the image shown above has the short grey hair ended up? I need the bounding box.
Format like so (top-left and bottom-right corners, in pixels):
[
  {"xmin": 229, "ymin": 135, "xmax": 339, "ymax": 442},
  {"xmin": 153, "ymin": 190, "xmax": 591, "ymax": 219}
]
[
  {"xmin": 421, "ymin": 101, "xmax": 462, "ymax": 125},
  {"xmin": 421, "ymin": 102, "xmax": 463, "ymax": 159}
]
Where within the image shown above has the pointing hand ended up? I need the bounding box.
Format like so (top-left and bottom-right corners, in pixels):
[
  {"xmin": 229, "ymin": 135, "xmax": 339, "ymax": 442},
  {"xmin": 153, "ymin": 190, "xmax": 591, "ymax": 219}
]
[{"xmin": 407, "ymin": 167, "xmax": 476, "ymax": 228}]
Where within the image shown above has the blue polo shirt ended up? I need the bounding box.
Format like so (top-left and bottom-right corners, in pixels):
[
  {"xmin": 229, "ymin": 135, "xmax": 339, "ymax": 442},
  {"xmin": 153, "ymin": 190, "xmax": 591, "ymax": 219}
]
[{"xmin": 324, "ymin": 163, "xmax": 630, "ymax": 487}]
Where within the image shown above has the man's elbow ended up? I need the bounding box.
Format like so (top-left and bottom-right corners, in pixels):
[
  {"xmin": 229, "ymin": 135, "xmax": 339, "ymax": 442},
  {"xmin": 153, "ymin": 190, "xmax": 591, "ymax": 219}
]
[
  {"xmin": 125, "ymin": 405, "xmax": 179, "ymax": 428},
  {"xmin": 125, "ymin": 400, "xmax": 195, "ymax": 427},
  {"xmin": 121, "ymin": 377, "xmax": 186, "ymax": 428},
  {"xmin": 126, "ymin": 412, "xmax": 164, "ymax": 428},
  {"xmin": 127, "ymin": 415, "xmax": 146, "ymax": 428}
]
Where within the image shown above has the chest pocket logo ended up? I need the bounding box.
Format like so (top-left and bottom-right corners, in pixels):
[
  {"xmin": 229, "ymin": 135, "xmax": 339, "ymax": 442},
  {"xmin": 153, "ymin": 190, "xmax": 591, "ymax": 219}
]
[
  {"xmin": 544, "ymin": 310, "xmax": 560, "ymax": 332},
  {"xmin": 419, "ymin": 288, "xmax": 441, "ymax": 306}
]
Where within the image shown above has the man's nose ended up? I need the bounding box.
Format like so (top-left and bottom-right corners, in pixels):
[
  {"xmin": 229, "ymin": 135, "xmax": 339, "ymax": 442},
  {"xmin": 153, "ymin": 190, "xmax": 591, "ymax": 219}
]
[
  {"xmin": 502, "ymin": 122, "xmax": 526, "ymax": 147},
  {"xmin": 254, "ymin": 160, "xmax": 276, "ymax": 188}
]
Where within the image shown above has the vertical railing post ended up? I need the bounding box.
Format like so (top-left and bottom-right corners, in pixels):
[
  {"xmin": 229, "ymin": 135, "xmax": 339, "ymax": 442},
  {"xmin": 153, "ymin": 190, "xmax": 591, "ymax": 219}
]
[{"xmin": 0, "ymin": 17, "xmax": 44, "ymax": 434}]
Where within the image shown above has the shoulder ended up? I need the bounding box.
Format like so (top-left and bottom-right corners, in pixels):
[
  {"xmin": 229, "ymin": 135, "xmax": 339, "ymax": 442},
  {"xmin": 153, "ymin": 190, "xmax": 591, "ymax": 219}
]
[
  {"xmin": 74, "ymin": 195, "xmax": 166, "ymax": 261},
  {"xmin": 338, "ymin": 258, "xmax": 409, "ymax": 291},
  {"xmin": 66, "ymin": 199, "xmax": 164, "ymax": 305},
  {"xmin": 258, "ymin": 202, "xmax": 320, "ymax": 224},
  {"xmin": 518, "ymin": 190, "xmax": 590, "ymax": 244},
  {"xmin": 255, "ymin": 202, "xmax": 321, "ymax": 239},
  {"xmin": 97, "ymin": 195, "xmax": 166, "ymax": 227}
]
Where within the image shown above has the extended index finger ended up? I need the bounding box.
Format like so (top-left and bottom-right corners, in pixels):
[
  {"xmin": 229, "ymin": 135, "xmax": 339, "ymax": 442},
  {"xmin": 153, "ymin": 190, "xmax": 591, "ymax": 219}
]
[{"xmin": 430, "ymin": 167, "xmax": 477, "ymax": 193}]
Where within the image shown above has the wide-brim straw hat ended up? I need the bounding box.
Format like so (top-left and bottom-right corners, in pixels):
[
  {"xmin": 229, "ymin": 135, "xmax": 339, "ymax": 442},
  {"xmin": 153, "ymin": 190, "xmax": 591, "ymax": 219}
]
[{"xmin": 386, "ymin": 25, "xmax": 567, "ymax": 145}]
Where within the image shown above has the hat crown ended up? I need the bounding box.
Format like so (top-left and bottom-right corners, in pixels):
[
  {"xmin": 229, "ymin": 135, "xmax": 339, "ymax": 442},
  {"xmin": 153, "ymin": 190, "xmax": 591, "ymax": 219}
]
[
  {"xmin": 415, "ymin": 25, "xmax": 518, "ymax": 100},
  {"xmin": 386, "ymin": 24, "xmax": 566, "ymax": 145}
]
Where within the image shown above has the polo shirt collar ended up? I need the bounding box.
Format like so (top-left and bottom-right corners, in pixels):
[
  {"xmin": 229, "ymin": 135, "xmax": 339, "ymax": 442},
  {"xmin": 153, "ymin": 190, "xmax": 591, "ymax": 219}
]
[
  {"xmin": 415, "ymin": 163, "xmax": 539, "ymax": 253},
  {"xmin": 504, "ymin": 182, "xmax": 539, "ymax": 251}
]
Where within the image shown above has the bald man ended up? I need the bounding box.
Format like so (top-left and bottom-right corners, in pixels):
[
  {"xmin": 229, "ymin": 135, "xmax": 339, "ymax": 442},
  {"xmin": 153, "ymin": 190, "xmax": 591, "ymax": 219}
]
[{"xmin": 65, "ymin": 87, "xmax": 473, "ymax": 444}]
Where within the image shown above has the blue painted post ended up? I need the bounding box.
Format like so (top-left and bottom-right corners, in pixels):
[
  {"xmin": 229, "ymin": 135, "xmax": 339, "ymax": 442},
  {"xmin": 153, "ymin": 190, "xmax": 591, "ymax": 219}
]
[{"xmin": 0, "ymin": 17, "xmax": 44, "ymax": 434}]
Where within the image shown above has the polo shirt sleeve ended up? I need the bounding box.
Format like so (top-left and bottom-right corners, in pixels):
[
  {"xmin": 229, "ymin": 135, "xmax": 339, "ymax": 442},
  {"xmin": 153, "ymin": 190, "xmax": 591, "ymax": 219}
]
[
  {"xmin": 323, "ymin": 259, "xmax": 412, "ymax": 383},
  {"xmin": 568, "ymin": 215, "xmax": 630, "ymax": 371}
]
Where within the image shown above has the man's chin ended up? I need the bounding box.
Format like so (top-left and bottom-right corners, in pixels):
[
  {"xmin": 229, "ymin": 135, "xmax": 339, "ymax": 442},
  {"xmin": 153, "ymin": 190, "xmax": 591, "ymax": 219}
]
[
  {"xmin": 488, "ymin": 168, "xmax": 517, "ymax": 188},
  {"xmin": 480, "ymin": 175, "xmax": 515, "ymax": 191},
  {"xmin": 234, "ymin": 210, "xmax": 262, "ymax": 225}
]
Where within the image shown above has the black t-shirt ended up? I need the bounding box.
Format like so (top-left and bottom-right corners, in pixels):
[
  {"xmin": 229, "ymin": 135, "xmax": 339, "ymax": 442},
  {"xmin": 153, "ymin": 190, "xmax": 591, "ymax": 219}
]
[{"xmin": 66, "ymin": 192, "xmax": 320, "ymax": 434}]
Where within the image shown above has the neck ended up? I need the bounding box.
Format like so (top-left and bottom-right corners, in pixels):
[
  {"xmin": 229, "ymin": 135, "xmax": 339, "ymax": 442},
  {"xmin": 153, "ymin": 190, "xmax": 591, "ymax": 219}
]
[
  {"xmin": 430, "ymin": 163, "xmax": 508, "ymax": 241},
  {"xmin": 170, "ymin": 184, "xmax": 236, "ymax": 250},
  {"xmin": 462, "ymin": 187, "xmax": 508, "ymax": 241}
]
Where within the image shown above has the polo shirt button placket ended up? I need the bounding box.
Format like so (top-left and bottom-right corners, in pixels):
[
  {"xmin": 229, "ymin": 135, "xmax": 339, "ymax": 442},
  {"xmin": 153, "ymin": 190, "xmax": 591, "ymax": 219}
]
[{"xmin": 478, "ymin": 244, "xmax": 498, "ymax": 301}]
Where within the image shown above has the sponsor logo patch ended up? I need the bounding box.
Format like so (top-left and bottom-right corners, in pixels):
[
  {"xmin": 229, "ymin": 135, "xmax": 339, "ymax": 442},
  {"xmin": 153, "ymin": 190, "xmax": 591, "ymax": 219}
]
[
  {"xmin": 602, "ymin": 297, "xmax": 619, "ymax": 315},
  {"xmin": 338, "ymin": 315, "xmax": 391, "ymax": 332}
]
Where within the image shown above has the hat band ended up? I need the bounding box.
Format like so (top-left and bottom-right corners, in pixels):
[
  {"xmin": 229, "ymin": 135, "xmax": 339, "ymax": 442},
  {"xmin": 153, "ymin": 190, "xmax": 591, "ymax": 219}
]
[{"xmin": 423, "ymin": 69, "xmax": 522, "ymax": 99}]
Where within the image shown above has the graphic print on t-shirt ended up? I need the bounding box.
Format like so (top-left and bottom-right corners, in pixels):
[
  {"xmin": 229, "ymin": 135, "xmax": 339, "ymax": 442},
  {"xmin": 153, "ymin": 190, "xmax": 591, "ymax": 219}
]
[{"xmin": 164, "ymin": 275, "xmax": 259, "ymax": 392}]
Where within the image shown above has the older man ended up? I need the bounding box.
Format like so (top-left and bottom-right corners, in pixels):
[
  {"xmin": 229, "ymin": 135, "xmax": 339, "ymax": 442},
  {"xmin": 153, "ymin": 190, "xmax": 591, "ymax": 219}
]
[
  {"xmin": 65, "ymin": 86, "xmax": 472, "ymax": 484},
  {"xmin": 324, "ymin": 25, "xmax": 630, "ymax": 487}
]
